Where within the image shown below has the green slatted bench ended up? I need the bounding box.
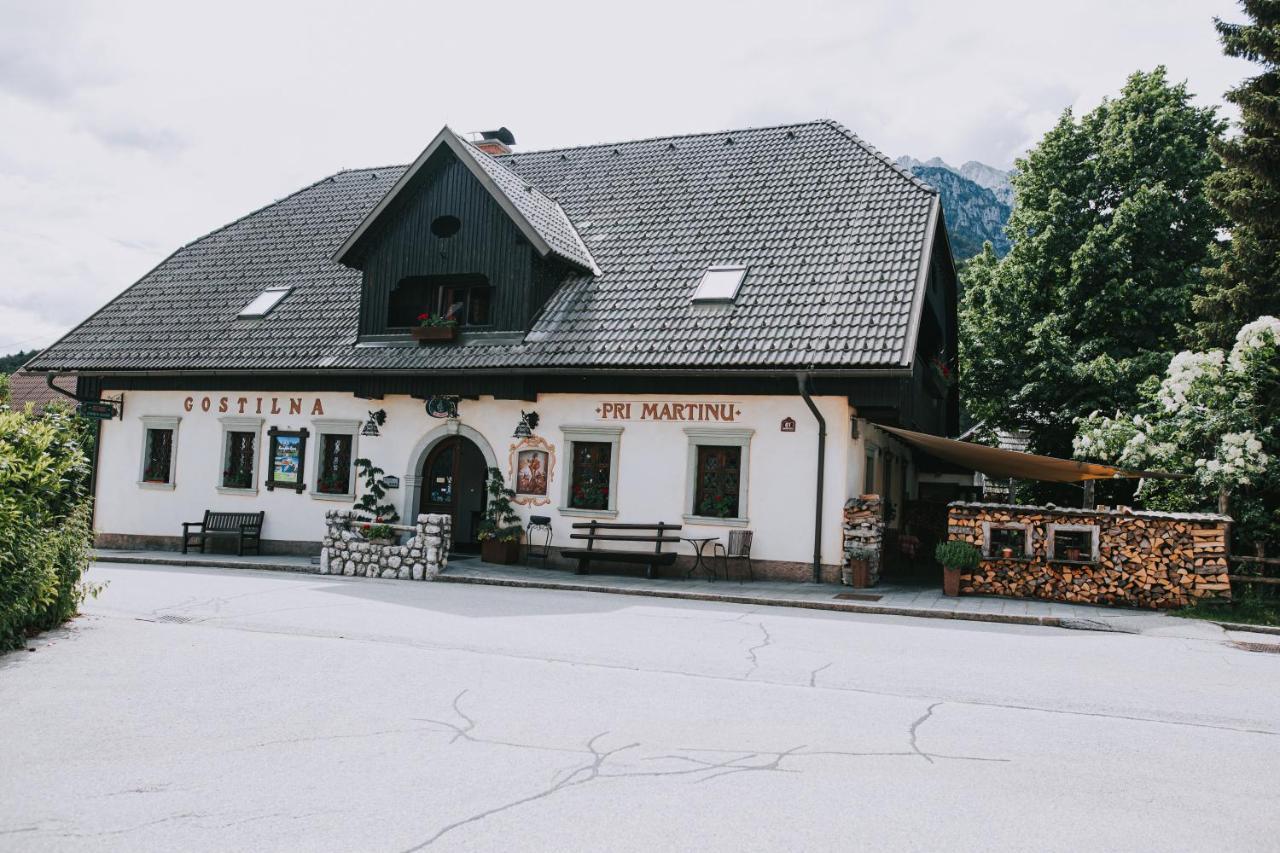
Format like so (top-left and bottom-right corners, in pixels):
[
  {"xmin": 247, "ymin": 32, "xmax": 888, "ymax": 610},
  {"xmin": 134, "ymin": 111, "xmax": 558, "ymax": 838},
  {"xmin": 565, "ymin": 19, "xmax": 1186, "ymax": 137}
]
[{"xmin": 182, "ymin": 510, "xmax": 265, "ymax": 556}]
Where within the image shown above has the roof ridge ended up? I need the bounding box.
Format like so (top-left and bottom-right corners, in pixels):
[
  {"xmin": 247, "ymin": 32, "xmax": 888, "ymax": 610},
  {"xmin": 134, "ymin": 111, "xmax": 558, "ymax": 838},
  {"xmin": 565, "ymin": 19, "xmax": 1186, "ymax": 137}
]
[
  {"xmin": 491, "ymin": 119, "xmax": 832, "ymax": 159},
  {"xmin": 818, "ymin": 119, "xmax": 937, "ymax": 195}
]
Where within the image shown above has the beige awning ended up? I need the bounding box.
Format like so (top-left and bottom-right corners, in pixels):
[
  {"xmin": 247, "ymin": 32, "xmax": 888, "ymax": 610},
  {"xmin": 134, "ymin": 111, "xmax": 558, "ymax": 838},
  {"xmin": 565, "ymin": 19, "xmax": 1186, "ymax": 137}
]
[{"xmin": 877, "ymin": 425, "xmax": 1185, "ymax": 484}]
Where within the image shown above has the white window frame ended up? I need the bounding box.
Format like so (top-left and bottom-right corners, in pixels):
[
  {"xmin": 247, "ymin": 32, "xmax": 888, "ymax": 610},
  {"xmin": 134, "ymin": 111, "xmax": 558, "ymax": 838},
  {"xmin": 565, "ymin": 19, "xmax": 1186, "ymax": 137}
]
[
  {"xmin": 558, "ymin": 425, "xmax": 623, "ymax": 518},
  {"xmin": 310, "ymin": 418, "xmax": 362, "ymax": 502},
  {"xmin": 981, "ymin": 521, "xmax": 1033, "ymax": 560},
  {"xmin": 1047, "ymin": 523, "xmax": 1100, "ymax": 563},
  {"xmin": 683, "ymin": 427, "xmax": 753, "ymax": 527},
  {"xmin": 137, "ymin": 415, "xmax": 181, "ymax": 490},
  {"xmin": 216, "ymin": 417, "xmax": 263, "ymax": 495}
]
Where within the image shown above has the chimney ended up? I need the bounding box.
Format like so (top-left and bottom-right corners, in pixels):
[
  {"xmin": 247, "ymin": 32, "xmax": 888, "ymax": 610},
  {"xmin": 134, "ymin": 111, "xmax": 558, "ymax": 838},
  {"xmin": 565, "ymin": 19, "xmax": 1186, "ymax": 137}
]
[{"xmin": 471, "ymin": 126, "xmax": 516, "ymax": 156}]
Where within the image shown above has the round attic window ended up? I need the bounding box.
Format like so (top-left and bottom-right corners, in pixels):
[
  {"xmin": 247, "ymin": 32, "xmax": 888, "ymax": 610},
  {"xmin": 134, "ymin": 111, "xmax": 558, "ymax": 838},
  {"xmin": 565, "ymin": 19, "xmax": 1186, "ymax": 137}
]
[{"xmin": 431, "ymin": 215, "xmax": 461, "ymax": 238}]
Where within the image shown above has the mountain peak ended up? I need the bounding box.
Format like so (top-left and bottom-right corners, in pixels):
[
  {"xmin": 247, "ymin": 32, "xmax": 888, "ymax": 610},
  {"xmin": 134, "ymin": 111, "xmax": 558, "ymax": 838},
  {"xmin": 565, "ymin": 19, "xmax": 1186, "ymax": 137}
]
[{"xmin": 896, "ymin": 155, "xmax": 1015, "ymax": 263}]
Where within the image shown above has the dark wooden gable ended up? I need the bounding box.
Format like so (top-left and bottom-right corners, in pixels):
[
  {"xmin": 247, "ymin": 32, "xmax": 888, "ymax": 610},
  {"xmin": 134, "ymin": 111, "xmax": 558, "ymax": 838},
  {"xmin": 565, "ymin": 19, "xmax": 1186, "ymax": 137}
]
[{"xmin": 353, "ymin": 147, "xmax": 551, "ymax": 336}]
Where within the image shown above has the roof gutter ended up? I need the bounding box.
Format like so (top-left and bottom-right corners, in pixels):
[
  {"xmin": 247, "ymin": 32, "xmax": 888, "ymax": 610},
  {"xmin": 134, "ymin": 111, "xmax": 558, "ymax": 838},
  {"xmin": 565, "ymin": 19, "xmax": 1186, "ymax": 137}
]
[
  {"xmin": 29, "ymin": 366, "xmax": 915, "ymax": 380},
  {"xmin": 797, "ymin": 372, "xmax": 826, "ymax": 584}
]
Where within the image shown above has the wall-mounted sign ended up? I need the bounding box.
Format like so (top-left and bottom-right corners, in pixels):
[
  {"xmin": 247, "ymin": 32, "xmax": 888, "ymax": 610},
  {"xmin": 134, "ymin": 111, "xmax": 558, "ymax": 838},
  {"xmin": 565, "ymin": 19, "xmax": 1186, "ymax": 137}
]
[
  {"xmin": 594, "ymin": 401, "xmax": 742, "ymax": 422},
  {"xmin": 184, "ymin": 396, "xmax": 324, "ymax": 416},
  {"xmin": 426, "ymin": 396, "xmax": 459, "ymax": 419},
  {"xmin": 509, "ymin": 435, "xmax": 556, "ymax": 506},
  {"xmin": 381, "ymin": 475, "xmax": 401, "ymax": 490},
  {"xmin": 265, "ymin": 426, "xmax": 309, "ymax": 493},
  {"xmin": 780, "ymin": 417, "xmax": 796, "ymax": 433},
  {"xmin": 77, "ymin": 401, "xmax": 118, "ymax": 421}
]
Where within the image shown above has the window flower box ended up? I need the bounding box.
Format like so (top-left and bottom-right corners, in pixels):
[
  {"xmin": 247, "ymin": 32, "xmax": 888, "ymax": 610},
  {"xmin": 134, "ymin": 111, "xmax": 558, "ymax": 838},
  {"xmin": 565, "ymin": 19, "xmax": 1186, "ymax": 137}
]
[{"xmin": 411, "ymin": 325, "xmax": 457, "ymax": 343}]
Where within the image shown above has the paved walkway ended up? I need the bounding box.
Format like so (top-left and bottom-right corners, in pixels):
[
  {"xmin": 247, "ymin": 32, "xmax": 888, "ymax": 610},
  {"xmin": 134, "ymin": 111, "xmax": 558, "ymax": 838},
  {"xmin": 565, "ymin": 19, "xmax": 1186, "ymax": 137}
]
[{"xmin": 93, "ymin": 548, "xmax": 1232, "ymax": 637}]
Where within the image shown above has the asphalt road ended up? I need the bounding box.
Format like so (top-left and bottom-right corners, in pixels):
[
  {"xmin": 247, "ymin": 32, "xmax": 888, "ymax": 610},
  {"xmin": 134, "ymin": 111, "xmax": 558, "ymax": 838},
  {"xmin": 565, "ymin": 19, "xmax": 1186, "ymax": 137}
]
[{"xmin": 2, "ymin": 563, "xmax": 1278, "ymax": 852}]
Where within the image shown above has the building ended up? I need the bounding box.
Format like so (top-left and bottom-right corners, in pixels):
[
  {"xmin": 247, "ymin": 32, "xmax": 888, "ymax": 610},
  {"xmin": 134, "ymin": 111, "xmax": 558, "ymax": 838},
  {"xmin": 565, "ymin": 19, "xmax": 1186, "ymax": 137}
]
[{"xmin": 27, "ymin": 120, "xmax": 959, "ymax": 582}]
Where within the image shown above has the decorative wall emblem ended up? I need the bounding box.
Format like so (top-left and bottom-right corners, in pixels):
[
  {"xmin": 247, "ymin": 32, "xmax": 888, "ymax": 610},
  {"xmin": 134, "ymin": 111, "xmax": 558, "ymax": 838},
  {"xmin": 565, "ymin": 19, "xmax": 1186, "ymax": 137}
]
[
  {"xmin": 780, "ymin": 417, "xmax": 796, "ymax": 433},
  {"xmin": 508, "ymin": 435, "xmax": 556, "ymax": 506},
  {"xmin": 426, "ymin": 396, "xmax": 460, "ymax": 419}
]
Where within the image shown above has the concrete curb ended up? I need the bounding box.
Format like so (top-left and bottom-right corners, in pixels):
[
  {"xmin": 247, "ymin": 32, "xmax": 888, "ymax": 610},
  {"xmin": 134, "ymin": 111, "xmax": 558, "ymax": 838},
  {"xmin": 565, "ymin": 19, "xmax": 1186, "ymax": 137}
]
[
  {"xmin": 93, "ymin": 552, "xmax": 318, "ymax": 574},
  {"xmin": 1210, "ymin": 620, "xmax": 1280, "ymax": 637},
  {"xmin": 435, "ymin": 573, "xmax": 1068, "ymax": 628}
]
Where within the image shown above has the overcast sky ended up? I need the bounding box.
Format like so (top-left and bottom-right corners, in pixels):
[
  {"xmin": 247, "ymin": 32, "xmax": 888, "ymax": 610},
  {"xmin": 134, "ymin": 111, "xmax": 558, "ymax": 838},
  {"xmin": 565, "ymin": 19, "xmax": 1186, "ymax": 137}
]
[{"xmin": 0, "ymin": 0, "xmax": 1251, "ymax": 355}]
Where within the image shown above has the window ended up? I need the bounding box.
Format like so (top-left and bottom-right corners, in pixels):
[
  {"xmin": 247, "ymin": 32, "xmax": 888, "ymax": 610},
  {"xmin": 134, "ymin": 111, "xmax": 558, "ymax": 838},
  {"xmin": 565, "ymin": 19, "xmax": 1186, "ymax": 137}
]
[
  {"xmin": 684, "ymin": 427, "xmax": 753, "ymax": 525},
  {"xmin": 138, "ymin": 415, "xmax": 180, "ymax": 489},
  {"xmin": 387, "ymin": 274, "xmax": 492, "ymax": 328},
  {"xmin": 217, "ymin": 417, "xmax": 262, "ymax": 493},
  {"xmin": 1048, "ymin": 524, "xmax": 1099, "ymax": 562},
  {"xmin": 569, "ymin": 442, "xmax": 612, "ymax": 510},
  {"xmin": 863, "ymin": 450, "xmax": 876, "ymax": 494},
  {"xmin": 238, "ymin": 287, "xmax": 290, "ymax": 318},
  {"xmin": 692, "ymin": 265, "xmax": 748, "ymax": 303},
  {"xmin": 695, "ymin": 446, "xmax": 740, "ymax": 517},
  {"xmin": 223, "ymin": 432, "xmax": 256, "ymax": 489},
  {"xmin": 144, "ymin": 429, "xmax": 174, "ymax": 483},
  {"xmin": 987, "ymin": 525, "xmax": 1030, "ymax": 559},
  {"xmin": 311, "ymin": 419, "xmax": 361, "ymax": 500},
  {"xmin": 560, "ymin": 425, "xmax": 623, "ymax": 516}
]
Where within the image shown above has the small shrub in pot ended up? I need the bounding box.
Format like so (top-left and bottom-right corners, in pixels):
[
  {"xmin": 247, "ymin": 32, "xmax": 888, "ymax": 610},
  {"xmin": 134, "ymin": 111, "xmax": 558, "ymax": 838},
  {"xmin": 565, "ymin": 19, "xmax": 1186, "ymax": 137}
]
[{"xmin": 934, "ymin": 540, "xmax": 980, "ymax": 597}]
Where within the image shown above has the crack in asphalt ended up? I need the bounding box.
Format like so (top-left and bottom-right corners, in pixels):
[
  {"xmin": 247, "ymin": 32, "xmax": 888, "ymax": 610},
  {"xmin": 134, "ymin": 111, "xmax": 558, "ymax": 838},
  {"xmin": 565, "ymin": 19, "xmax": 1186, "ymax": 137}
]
[
  {"xmin": 809, "ymin": 661, "xmax": 833, "ymax": 687},
  {"xmin": 396, "ymin": 690, "xmax": 1009, "ymax": 849},
  {"xmin": 908, "ymin": 702, "xmax": 944, "ymax": 764},
  {"xmin": 744, "ymin": 622, "xmax": 772, "ymax": 678}
]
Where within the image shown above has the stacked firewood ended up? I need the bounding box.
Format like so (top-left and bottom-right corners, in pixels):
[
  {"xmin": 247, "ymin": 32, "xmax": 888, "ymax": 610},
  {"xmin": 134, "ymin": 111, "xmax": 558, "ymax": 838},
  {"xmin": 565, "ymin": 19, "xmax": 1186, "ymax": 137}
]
[
  {"xmin": 843, "ymin": 495, "xmax": 884, "ymax": 585},
  {"xmin": 946, "ymin": 503, "xmax": 1231, "ymax": 609}
]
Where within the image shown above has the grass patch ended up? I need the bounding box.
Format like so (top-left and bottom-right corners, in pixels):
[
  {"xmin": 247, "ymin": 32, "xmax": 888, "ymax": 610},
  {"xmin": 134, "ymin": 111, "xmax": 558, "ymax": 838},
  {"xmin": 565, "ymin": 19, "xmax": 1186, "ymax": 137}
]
[{"xmin": 1177, "ymin": 588, "xmax": 1280, "ymax": 628}]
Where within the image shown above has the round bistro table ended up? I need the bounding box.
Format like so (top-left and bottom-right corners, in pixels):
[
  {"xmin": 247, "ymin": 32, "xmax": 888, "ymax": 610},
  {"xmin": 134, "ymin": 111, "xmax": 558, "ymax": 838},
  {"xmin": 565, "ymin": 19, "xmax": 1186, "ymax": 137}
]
[{"xmin": 682, "ymin": 536, "xmax": 719, "ymax": 581}]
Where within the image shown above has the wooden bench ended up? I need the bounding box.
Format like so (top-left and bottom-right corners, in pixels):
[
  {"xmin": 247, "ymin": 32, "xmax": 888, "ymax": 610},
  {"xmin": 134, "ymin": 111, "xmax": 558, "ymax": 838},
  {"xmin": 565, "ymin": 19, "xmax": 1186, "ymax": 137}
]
[
  {"xmin": 562, "ymin": 521, "xmax": 682, "ymax": 579},
  {"xmin": 182, "ymin": 510, "xmax": 265, "ymax": 556}
]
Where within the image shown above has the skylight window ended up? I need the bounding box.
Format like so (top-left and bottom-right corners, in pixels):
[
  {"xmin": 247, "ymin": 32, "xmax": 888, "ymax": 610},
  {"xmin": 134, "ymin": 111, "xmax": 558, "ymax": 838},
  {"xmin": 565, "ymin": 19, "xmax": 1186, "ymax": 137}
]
[
  {"xmin": 238, "ymin": 287, "xmax": 291, "ymax": 318},
  {"xmin": 692, "ymin": 265, "xmax": 748, "ymax": 303}
]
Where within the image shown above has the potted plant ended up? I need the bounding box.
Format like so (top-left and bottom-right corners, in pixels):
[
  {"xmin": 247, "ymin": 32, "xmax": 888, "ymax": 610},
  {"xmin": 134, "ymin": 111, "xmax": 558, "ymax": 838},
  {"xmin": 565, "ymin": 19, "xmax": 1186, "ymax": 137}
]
[
  {"xmin": 843, "ymin": 544, "xmax": 876, "ymax": 588},
  {"xmin": 1001, "ymin": 546, "xmax": 1014, "ymax": 559},
  {"xmin": 411, "ymin": 312, "xmax": 458, "ymax": 343},
  {"xmin": 935, "ymin": 540, "xmax": 980, "ymax": 597},
  {"xmin": 477, "ymin": 466, "xmax": 523, "ymax": 564}
]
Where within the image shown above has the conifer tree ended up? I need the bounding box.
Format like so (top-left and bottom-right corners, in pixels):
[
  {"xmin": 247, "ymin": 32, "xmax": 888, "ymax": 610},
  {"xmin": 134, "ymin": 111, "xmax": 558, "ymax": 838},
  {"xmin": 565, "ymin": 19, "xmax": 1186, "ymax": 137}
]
[{"xmin": 1194, "ymin": 1, "xmax": 1280, "ymax": 346}]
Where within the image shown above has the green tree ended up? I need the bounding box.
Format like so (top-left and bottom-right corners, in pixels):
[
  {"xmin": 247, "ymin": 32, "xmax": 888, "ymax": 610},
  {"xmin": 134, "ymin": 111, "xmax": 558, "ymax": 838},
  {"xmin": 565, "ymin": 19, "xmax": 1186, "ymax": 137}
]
[
  {"xmin": 1193, "ymin": 1, "xmax": 1280, "ymax": 347},
  {"xmin": 961, "ymin": 68, "xmax": 1225, "ymax": 477}
]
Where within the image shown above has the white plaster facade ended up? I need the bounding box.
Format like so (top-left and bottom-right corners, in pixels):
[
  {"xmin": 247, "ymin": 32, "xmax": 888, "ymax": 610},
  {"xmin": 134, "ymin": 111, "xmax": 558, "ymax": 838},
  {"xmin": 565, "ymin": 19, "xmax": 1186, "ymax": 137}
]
[{"xmin": 97, "ymin": 389, "xmax": 894, "ymax": 568}]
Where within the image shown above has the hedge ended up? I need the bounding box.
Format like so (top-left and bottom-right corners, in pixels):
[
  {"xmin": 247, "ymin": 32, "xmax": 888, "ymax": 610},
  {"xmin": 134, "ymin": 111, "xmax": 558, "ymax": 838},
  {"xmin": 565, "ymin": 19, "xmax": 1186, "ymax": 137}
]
[{"xmin": 0, "ymin": 393, "xmax": 97, "ymax": 651}]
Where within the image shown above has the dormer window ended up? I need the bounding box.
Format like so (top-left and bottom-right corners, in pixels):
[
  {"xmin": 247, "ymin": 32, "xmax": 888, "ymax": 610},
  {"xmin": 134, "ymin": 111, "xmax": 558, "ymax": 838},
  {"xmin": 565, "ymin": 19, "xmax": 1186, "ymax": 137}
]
[
  {"xmin": 238, "ymin": 287, "xmax": 290, "ymax": 318},
  {"xmin": 692, "ymin": 265, "xmax": 747, "ymax": 303},
  {"xmin": 388, "ymin": 274, "xmax": 492, "ymax": 329}
]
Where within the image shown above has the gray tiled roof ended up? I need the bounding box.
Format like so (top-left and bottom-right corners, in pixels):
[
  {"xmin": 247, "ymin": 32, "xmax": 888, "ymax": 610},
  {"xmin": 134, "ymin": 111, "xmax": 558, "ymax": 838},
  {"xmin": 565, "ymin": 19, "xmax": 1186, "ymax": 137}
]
[{"xmin": 30, "ymin": 119, "xmax": 941, "ymax": 374}]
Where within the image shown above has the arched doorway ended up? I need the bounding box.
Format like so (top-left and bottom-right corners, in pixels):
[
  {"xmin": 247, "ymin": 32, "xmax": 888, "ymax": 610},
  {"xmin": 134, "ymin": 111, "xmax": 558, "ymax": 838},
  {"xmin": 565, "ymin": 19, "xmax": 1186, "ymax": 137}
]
[{"xmin": 420, "ymin": 435, "xmax": 489, "ymax": 552}]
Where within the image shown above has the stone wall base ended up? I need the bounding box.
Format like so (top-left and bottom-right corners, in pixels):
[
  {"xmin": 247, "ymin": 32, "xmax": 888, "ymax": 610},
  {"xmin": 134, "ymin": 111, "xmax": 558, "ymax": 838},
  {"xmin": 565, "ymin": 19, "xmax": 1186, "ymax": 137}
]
[{"xmin": 95, "ymin": 532, "xmax": 321, "ymax": 556}]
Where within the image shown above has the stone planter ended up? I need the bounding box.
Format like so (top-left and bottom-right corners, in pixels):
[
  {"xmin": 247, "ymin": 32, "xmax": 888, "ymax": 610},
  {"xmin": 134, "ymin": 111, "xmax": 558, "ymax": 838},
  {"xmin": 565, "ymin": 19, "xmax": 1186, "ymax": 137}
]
[
  {"xmin": 942, "ymin": 565, "xmax": 962, "ymax": 597},
  {"xmin": 411, "ymin": 326, "xmax": 457, "ymax": 343},
  {"xmin": 481, "ymin": 539, "xmax": 521, "ymax": 565},
  {"xmin": 320, "ymin": 510, "xmax": 451, "ymax": 581}
]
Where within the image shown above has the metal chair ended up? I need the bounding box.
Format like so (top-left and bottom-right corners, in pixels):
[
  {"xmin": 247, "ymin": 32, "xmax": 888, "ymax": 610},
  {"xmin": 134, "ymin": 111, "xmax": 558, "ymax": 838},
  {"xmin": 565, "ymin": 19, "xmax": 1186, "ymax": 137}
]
[
  {"xmin": 713, "ymin": 530, "xmax": 754, "ymax": 583},
  {"xmin": 526, "ymin": 515, "xmax": 553, "ymax": 566}
]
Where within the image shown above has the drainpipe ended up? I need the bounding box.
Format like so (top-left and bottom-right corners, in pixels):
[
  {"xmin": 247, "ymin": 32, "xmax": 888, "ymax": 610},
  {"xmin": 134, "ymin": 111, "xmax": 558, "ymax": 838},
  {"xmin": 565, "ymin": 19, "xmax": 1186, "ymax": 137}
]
[{"xmin": 797, "ymin": 373, "xmax": 826, "ymax": 583}]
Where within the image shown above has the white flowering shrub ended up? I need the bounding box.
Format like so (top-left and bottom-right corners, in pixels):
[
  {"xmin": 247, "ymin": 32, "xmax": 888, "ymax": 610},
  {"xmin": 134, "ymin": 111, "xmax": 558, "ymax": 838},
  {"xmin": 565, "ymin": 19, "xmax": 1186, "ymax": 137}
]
[{"xmin": 1074, "ymin": 316, "xmax": 1279, "ymax": 549}]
